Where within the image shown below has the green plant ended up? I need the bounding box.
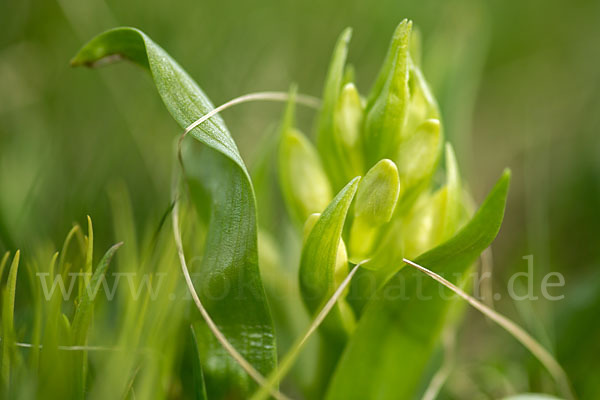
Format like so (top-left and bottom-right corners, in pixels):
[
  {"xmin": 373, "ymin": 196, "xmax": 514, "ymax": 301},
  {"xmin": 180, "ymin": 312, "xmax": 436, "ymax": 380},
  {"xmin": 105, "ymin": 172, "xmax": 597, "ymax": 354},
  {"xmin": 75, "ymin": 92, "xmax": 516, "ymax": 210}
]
[{"xmin": 0, "ymin": 19, "xmax": 573, "ymax": 400}]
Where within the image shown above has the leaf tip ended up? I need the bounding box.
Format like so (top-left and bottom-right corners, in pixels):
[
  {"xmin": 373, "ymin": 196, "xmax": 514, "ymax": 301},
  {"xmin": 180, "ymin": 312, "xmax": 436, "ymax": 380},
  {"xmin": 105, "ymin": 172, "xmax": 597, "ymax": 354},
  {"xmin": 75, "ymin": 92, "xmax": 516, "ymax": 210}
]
[
  {"xmin": 12, "ymin": 250, "xmax": 20, "ymax": 267},
  {"xmin": 341, "ymin": 27, "xmax": 353, "ymax": 43}
]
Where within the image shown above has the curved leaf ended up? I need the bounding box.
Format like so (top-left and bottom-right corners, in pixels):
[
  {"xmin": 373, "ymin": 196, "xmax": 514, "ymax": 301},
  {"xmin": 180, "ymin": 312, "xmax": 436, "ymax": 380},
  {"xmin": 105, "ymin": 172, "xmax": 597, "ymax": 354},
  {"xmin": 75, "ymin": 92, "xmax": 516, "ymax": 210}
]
[
  {"xmin": 299, "ymin": 177, "xmax": 360, "ymax": 338},
  {"xmin": 326, "ymin": 170, "xmax": 510, "ymax": 400},
  {"xmin": 72, "ymin": 27, "xmax": 276, "ymax": 399}
]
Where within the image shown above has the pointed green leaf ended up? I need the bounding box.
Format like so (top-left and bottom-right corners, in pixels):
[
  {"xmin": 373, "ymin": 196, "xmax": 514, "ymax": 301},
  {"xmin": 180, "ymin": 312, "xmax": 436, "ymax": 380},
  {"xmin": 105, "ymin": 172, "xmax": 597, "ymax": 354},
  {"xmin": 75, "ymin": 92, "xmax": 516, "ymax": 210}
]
[
  {"xmin": 363, "ymin": 19, "xmax": 412, "ymax": 165},
  {"xmin": 326, "ymin": 170, "xmax": 510, "ymax": 400},
  {"xmin": 299, "ymin": 177, "xmax": 360, "ymax": 337},
  {"xmin": 72, "ymin": 27, "xmax": 277, "ymax": 398},
  {"xmin": 316, "ymin": 28, "xmax": 357, "ymax": 190}
]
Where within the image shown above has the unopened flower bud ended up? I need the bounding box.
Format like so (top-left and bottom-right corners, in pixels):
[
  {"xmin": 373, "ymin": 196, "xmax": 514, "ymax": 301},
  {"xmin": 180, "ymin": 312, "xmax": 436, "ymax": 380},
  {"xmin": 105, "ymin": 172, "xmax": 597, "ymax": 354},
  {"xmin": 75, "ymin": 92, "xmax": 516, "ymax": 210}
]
[
  {"xmin": 279, "ymin": 129, "xmax": 333, "ymax": 225},
  {"xmin": 354, "ymin": 159, "xmax": 400, "ymax": 224},
  {"xmin": 335, "ymin": 83, "xmax": 363, "ymax": 150},
  {"xmin": 349, "ymin": 159, "xmax": 400, "ymax": 261},
  {"xmin": 395, "ymin": 118, "xmax": 442, "ymax": 198}
]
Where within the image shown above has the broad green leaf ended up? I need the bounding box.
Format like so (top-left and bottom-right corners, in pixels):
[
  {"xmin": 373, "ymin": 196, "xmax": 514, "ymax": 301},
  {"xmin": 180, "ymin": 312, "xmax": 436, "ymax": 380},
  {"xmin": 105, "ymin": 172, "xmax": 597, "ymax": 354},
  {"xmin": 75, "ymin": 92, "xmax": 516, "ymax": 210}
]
[
  {"xmin": 72, "ymin": 27, "xmax": 276, "ymax": 399},
  {"xmin": 190, "ymin": 326, "xmax": 208, "ymax": 400},
  {"xmin": 326, "ymin": 170, "xmax": 510, "ymax": 400},
  {"xmin": 71, "ymin": 28, "xmax": 243, "ymax": 170},
  {"xmin": 1, "ymin": 250, "xmax": 20, "ymax": 387},
  {"xmin": 299, "ymin": 177, "xmax": 360, "ymax": 338},
  {"xmin": 278, "ymin": 88, "xmax": 332, "ymax": 225}
]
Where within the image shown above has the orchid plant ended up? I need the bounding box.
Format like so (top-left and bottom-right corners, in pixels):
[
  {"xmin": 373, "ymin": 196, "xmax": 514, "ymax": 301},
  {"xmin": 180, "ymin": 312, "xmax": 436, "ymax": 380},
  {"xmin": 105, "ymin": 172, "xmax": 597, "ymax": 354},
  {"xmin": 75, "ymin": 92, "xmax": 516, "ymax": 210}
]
[{"xmin": 0, "ymin": 18, "xmax": 573, "ymax": 400}]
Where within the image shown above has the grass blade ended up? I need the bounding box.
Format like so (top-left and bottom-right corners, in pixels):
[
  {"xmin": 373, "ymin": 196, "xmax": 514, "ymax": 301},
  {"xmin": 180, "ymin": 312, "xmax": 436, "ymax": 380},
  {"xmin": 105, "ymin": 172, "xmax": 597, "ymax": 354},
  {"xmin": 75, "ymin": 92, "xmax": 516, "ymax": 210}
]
[
  {"xmin": 403, "ymin": 257, "xmax": 574, "ymax": 400},
  {"xmin": 1, "ymin": 250, "xmax": 20, "ymax": 389}
]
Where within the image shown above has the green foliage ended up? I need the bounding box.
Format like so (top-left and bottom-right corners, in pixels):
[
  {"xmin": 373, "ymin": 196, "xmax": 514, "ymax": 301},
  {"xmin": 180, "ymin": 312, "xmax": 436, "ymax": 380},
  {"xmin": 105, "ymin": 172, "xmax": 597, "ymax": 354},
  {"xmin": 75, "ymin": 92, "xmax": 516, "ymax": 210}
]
[
  {"xmin": 279, "ymin": 88, "xmax": 333, "ymax": 225},
  {"xmin": 299, "ymin": 177, "xmax": 359, "ymax": 338},
  {"xmin": 2, "ymin": 16, "xmax": 564, "ymax": 400},
  {"xmin": 71, "ymin": 27, "xmax": 276, "ymax": 398},
  {"xmin": 1, "ymin": 250, "xmax": 20, "ymax": 389},
  {"xmin": 326, "ymin": 171, "xmax": 510, "ymax": 400}
]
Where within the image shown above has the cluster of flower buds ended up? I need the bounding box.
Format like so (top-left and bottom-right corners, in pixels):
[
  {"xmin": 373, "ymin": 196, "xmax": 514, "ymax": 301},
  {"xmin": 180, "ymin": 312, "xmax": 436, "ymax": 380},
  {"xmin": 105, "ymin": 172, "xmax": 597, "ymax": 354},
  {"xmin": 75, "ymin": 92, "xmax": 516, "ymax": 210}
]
[{"xmin": 278, "ymin": 19, "xmax": 470, "ymax": 280}]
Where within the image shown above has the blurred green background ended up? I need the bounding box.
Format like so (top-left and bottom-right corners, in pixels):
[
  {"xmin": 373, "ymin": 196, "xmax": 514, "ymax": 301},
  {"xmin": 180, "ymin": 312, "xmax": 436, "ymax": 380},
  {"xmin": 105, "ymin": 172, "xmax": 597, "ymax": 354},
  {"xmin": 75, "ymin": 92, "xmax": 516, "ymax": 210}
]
[{"xmin": 1, "ymin": 0, "xmax": 599, "ymax": 397}]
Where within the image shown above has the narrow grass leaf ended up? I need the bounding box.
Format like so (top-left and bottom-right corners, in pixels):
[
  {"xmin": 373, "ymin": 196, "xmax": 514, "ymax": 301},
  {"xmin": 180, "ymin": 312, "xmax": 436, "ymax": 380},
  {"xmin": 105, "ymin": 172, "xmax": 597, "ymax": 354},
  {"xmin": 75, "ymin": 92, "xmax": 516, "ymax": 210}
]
[
  {"xmin": 403, "ymin": 258, "xmax": 574, "ymax": 399},
  {"xmin": 71, "ymin": 242, "xmax": 122, "ymax": 398},
  {"xmin": 0, "ymin": 252, "xmax": 9, "ymax": 282},
  {"xmin": 58, "ymin": 224, "xmax": 81, "ymax": 276},
  {"xmin": 1, "ymin": 250, "xmax": 20, "ymax": 387}
]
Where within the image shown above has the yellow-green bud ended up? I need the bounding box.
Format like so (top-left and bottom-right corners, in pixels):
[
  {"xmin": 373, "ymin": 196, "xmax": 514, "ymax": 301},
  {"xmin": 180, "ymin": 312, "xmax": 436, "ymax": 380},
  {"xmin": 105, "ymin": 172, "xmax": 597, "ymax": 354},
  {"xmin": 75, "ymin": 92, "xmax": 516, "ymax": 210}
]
[
  {"xmin": 302, "ymin": 213, "xmax": 321, "ymax": 243},
  {"xmin": 279, "ymin": 129, "xmax": 333, "ymax": 225},
  {"xmin": 331, "ymin": 82, "xmax": 365, "ymax": 181},
  {"xmin": 349, "ymin": 159, "xmax": 400, "ymax": 261},
  {"xmin": 354, "ymin": 159, "xmax": 400, "ymax": 224},
  {"xmin": 335, "ymin": 83, "xmax": 363, "ymax": 150},
  {"xmin": 395, "ymin": 118, "xmax": 442, "ymax": 196},
  {"xmin": 402, "ymin": 144, "xmax": 464, "ymax": 258}
]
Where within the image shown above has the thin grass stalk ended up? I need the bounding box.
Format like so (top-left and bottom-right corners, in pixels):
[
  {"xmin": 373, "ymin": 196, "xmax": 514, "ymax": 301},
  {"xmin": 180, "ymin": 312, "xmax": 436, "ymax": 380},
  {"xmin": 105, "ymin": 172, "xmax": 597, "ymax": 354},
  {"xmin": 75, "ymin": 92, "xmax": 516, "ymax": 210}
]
[{"xmin": 402, "ymin": 258, "xmax": 575, "ymax": 400}]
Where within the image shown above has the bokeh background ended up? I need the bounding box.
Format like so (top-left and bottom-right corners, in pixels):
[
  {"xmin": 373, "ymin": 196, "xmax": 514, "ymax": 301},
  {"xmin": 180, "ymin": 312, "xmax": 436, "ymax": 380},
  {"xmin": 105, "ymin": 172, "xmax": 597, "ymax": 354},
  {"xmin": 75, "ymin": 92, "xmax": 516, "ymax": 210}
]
[{"xmin": 1, "ymin": 0, "xmax": 599, "ymax": 397}]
